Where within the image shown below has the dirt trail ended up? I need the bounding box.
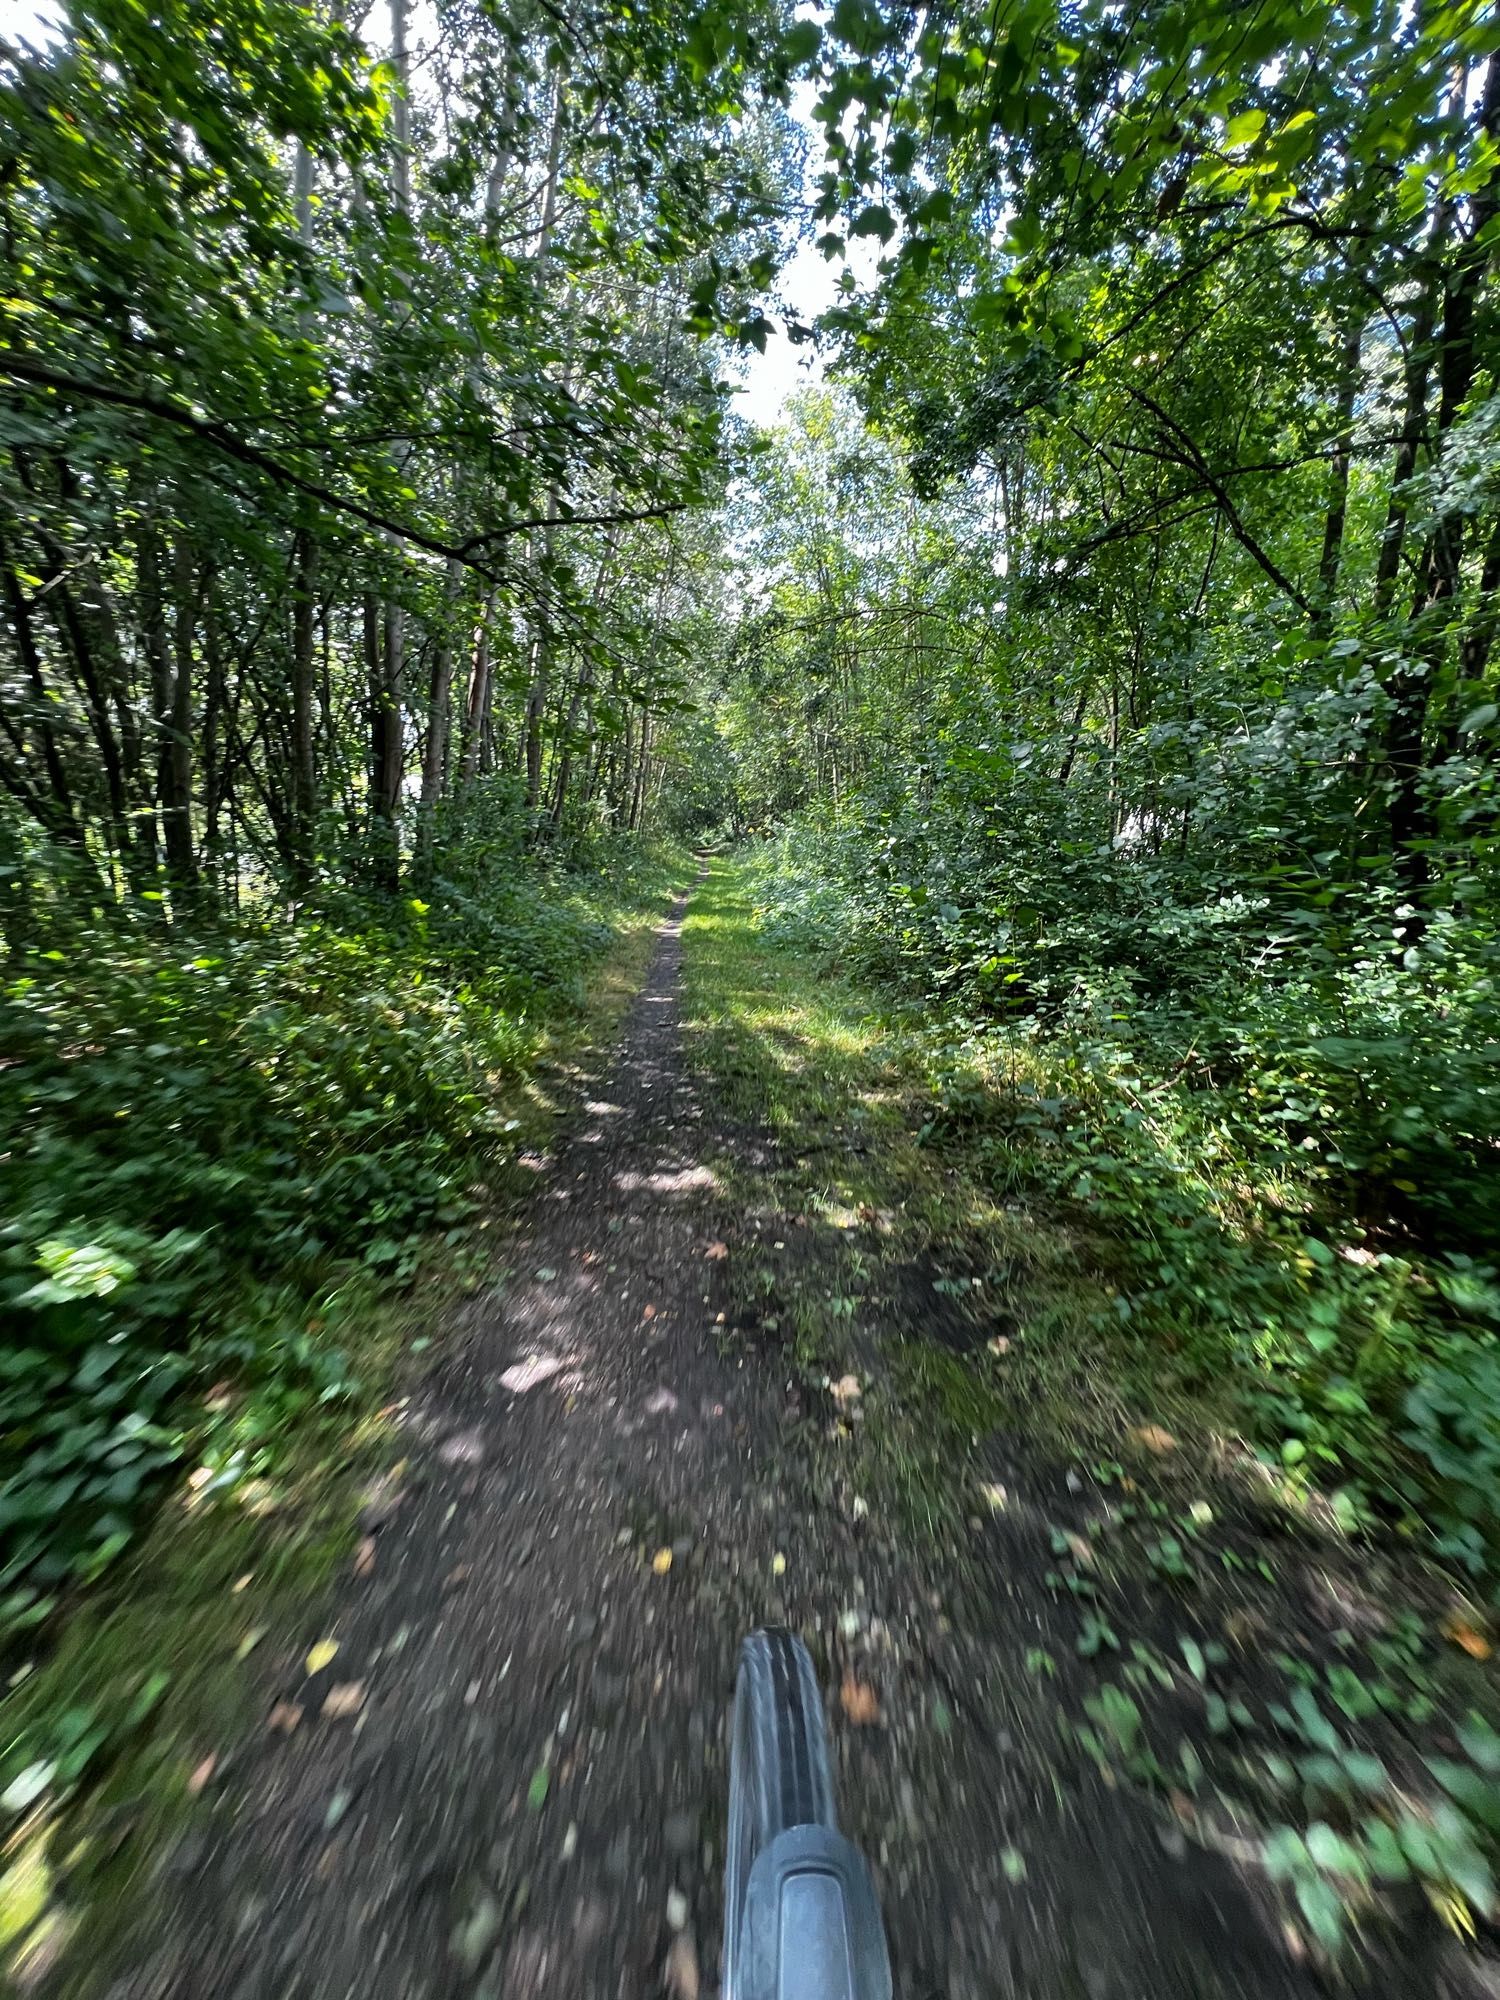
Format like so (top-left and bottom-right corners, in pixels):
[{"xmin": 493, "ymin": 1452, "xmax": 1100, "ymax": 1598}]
[{"xmin": 110, "ymin": 885, "xmax": 1447, "ymax": 2000}]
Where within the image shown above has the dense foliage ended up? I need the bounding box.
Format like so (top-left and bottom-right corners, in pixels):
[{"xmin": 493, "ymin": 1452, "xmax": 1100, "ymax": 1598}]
[
  {"xmin": 691, "ymin": 0, "xmax": 1500, "ymax": 1578},
  {"xmin": 0, "ymin": 0, "xmax": 808, "ymax": 1617},
  {"xmin": 4, "ymin": 0, "xmax": 1499, "ymax": 1624}
]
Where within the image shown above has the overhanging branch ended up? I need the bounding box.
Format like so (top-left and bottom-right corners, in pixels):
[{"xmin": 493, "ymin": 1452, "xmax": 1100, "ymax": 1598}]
[{"xmin": 2, "ymin": 354, "xmax": 689, "ymax": 569}]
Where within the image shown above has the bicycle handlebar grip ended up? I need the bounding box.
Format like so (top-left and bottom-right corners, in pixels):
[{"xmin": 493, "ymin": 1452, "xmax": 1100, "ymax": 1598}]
[{"xmin": 730, "ymin": 1823, "xmax": 893, "ymax": 2000}]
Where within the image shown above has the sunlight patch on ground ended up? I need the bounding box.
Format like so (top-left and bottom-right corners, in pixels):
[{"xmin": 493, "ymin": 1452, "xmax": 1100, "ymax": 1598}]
[
  {"xmin": 499, "ymin": 1355, "xmax": 571, "ymax": 1395},
  {"xmin": 612, "ymin": 1163, "xmax": 719, "ymax": 1195}
]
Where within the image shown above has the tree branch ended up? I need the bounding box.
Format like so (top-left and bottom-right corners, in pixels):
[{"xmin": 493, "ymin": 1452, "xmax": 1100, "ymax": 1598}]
[
  {"xmin": 1122, "ymin": 387, "xmax": 1315, "ymax": 615},
  {"xmin": 1, "ymin": 355, "xmax": 689, "ymax": 571}
]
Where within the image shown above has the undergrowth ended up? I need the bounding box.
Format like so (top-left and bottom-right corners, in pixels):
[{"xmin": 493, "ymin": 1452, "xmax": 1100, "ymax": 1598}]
[
  {"xmin": 751, "ymin": 822, "xmax": 1500, "ymax": 1588},
  {"xmin": 684, "ymin": 851, "xmax": 1500, "ymax": 1960},
  {"xmin": 0, "ymin": 835, "xmax": 683, "ymax": 1641}
]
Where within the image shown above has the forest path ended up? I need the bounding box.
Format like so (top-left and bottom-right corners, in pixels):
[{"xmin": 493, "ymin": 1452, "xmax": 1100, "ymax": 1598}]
[{"xmin": 116, "ymin": 871, "xmax": 1436, "ymax": 2000}]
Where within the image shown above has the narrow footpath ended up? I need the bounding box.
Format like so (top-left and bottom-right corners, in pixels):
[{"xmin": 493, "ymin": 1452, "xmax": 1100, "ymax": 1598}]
[{"xmin": 108, "ymin": 882, "xmax": 1467, "ymax": 2000}]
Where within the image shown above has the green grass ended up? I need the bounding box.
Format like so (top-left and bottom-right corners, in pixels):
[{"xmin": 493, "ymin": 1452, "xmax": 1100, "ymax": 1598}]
[
  {"xmin": 681, "ymin": 853, "xmax": 1381, "ymax": 1495},
  {"xmin": 680, "ymin": 853, "xmax": 1144, "ymax": 1527}
]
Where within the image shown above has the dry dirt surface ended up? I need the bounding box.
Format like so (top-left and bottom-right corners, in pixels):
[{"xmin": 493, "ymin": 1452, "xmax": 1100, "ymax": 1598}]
[{"xmin": 108, "ymin": 886, "xmax": 1480, "ymax": 2000}]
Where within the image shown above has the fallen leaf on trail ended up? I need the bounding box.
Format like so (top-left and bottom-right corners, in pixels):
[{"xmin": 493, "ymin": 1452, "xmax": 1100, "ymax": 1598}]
[
  {"xmin": 232, "ymin": 1573, "xmax": 253, "ymax": 1593},
  {"xmin": 444, "ymin": 1564, "xmax": 472, "ymax": 1588},
  {"xmin": 235, "ymin": 1626, "xmax": 266, "ymax": 1660},
  {"xmin": 704, "ymin": 1241, "xmax": 729, "ymax": 1260},
  {"xmin": 268, "ymin": 1702, "xmax": 303, "ymax": 1735},
  {"xmin": 840, "ymin": 1675, "xmax": 880, "ymax": 1725},
  {"xmin": 353, "ymin": 1536, "xmax": 377, "ymax": 1578},
  {"xmin": 1443, "ymin": 1615, "xmax": 1492, "ymax": 1660},
  {"xmin": 978, "ymin": 1482, "xmax": 1008, "ymax": 1512},
  {"xmin": 187, "ymin": 1756, "xmax": 217, "ymax": 1795},
  {"xmin": 831, "ymin": 1375, "xmax": 862, "ymax": 1408},
  {"xmin": 665, "ymin": 1888, "xmax": 689, "ymax": 1931},
  {"xmin": 642, "ymin": 1304, "xmax": 657, "ymax": 1320},
  {"xmin": 987, "ymin": 1336, "xmax": 1011, "ymax": 1356},
  {"xmin": 1065, "ymin": 1533, "xmax": 1095, "ymax": 1567},
  {"xmin": 1131, "ymin": 1424, "xmax": 1178, "ymax": 1454},
  {"xmin": 358, "ymin": 1462, "xmax": 407, "ymax": 1531},
  {"xmin": 535, "ymin": 1267, "xmax": 558, "ymax": 1282},
  {"xmin": 665, "ymin": 1931, "xmax": 700, "ymax": 2000},
  {"xmin": 527, "ymin": 1764, "xmax": 550, "ymax": 1810},
  {"xmin": 322, "ymin": 1681, "xmax": 366, "ymax": 1719},
  {"xmin": 305, "ymin": 1639, "xmax": 339, "ymax": 1676},
  {"xmin": 652, "ymin": 1547, "xmax": 674, "ymax": 1574},
  {"xmin": 771, "ymin": 1552, "xmax": 787, "ymax": 1577}
]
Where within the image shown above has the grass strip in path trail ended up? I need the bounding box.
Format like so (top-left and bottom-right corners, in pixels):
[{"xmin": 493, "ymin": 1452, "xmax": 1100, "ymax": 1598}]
[
  {"xmin": 0, "ymin": 877, "xmax": 678, "ymax": 1997},
  {"xmin": 681, "ymin": 853, "xmax": 1500, "ymax": 1992}
]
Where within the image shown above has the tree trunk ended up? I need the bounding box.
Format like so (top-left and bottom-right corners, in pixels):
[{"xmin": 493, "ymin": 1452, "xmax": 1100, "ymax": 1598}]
[
  {"xmin": 366, "ymin": 591, "xmax": 401, "ymax": 891},
  {"xmin": 459, "ymin": 589, "xmax": 496, "ymax": 785},
  {"xmin": 1317, "ymin": 317, "xmax": 1362, "ymax": 610},
  {"xmin": 290, "ymin": 525, "xmax": 319, "ymax": 885},
  {"xmin": 415, "ymin": 558, "xmax": 464, "ymax": 876},
  {"xmin": 162, "ymin": 534, "xmax": 200, "ymax": 893}
]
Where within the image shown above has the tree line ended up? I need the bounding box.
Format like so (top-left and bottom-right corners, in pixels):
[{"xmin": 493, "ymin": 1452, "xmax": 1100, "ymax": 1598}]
[{"xmin": 0, "ymin": 0, "xmax": 802, "ymax": 917}]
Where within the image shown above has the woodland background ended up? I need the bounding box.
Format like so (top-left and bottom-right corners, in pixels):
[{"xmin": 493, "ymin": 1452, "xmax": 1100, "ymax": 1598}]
[{"xmin": 4, "ymin": 0, "xmax": 1500, "ymax": 1643}]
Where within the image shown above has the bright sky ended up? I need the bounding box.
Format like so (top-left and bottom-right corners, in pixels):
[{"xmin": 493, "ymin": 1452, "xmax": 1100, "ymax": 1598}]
[
  {"xmin": 0, "ymin": 0, "xmax": 56, "ymax": 38},
  {"xmin": 732, "ymin": 240, "xmax": 835, "ymax": 427},
  {"xmin": 0, "ymin": 0, "xmax": 857, "ymax": 429}
]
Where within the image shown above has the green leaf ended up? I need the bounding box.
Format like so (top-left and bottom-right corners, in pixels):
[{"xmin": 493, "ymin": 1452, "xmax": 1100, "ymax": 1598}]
[
  {"xmin": 1225, "ymin": 108, "xmax": 1267, "ymax": 147},
  {"xmin": 781, "ymin": 19, "xmax": 822, "ymax": 68},
  {"xmin": 850, "ymin": 204, "xmax": 896, "ymax": 244}
]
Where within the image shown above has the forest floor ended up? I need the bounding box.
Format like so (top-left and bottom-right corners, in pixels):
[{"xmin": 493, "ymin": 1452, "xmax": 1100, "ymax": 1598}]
[{"xmin": 15, "ymin": 857, "xmax": 1500, "ymax": 2000}]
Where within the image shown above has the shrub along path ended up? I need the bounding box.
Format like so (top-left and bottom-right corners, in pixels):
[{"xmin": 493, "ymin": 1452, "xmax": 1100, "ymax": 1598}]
[{"xmin": 83, "ymin": 864, "xmax": 1495, "ymax": 2000}]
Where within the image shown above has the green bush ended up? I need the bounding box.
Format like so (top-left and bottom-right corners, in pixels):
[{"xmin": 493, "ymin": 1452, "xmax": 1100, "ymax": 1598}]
[
  {"xmin": 0, "ymin": 841, "xmax": 673, "ymax": 1630},
  {"xmin": 752, "ymin": 823, "xmax": 1500, "ymax": 1578}
]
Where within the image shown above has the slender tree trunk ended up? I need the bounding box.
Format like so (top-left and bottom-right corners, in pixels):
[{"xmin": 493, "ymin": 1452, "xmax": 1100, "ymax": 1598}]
[
  {"xmin": 629, "ymin": 708, "xmax": 651, "ymax": 831},
  {"xmin": 366, "ymin": 591, "xmax": 399, "ymax": 891},
  {"xmin": 1317, "ymin": 317, "xmax": 1362, "ymax": 610},
  {"xmin": 202, "ymin": 591, "xmax": 226, "ymax": 885},
  {"xmin": 522, "ymin": 86, "xmax": 568, "ymax": 824},
  {"xmin": 287, "ymin": 525, "xmax": 319, "ymax": 887},
  {"xmin": 415, "ymin": 558, "xmax": 465, "ymax": 877},
  {"xmin": 459, "ymin": 589, "xmax": 496, "ymax": 785},
  {"xmin": 162, "ymin": 534, "xmax": 199, "ymax": 893},
  {"xmin": 137, "ymin": 518, "xmax": 173, "ymax": 878},
  {"xmin": 0, "ymin": 527, "xmax": 85, "ymax": 855}
]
